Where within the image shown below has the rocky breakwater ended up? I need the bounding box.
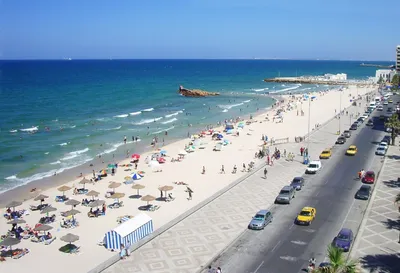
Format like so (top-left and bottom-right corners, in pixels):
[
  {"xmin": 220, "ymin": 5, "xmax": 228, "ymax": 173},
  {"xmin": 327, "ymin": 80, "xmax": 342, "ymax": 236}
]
[{"xmin": 178, "ymin": 85, "xmax": 220, "ymax": 97}]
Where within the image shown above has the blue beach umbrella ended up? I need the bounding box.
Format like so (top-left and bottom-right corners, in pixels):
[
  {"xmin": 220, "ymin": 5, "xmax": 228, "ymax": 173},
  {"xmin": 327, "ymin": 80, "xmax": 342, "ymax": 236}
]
[
  {"xmin": 131, "ymin": 173, "xmax": 142, "ymax": 180},
  {"xmin": 160, "ymin": 150, "xmax": 167, "ymax": 155},
  {"xmin": 217, "ymin": 134, "xmax": 224, "ymax": 139}
]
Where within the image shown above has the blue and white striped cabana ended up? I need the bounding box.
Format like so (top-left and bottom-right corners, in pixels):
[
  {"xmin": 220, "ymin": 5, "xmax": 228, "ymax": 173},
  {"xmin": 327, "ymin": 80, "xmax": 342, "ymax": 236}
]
[{"xmin": 104, "ymin": 213, "xmax": 153, "ymax": 250}]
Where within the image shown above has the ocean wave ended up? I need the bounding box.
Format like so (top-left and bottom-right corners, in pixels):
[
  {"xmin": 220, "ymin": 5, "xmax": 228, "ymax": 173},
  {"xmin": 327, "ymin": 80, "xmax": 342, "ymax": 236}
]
[
  {"xmin": 130, "ymin": 111, "xmax": 142, "ymax": 116},
  {"xmin": 162, "ymin": 118, "xmax": 177, "ymax": 124},
  {"xmin": 114, "ymin": 114, "xmax": 129, "ymax": 118},
  {"xmin": 20, "ymin": 126, "xmax": 38, "ymax": 132},
  {"xmin": 218, "ymin": 102, "xmax": 244, "ymax": 110},
  {"xmin": 44, "ymin": 152, "xmax": 49, "ymax": 155},
  {"xmin": 58, "ymin": 142, "xmax": 69, "ymax": 146},
  {"xmin": 5, "ymin": 175, "xmax": 17, "ymax": 180},
  {"xmin": 152, "ymin": 126, "xmax": 174, "ymax": 135},
  {"xmin": 50, "ymin": 160, "xmax": 61, "ymax": 165},
  {"xmin": 134, "ymin": 117, "xmax": 163, "ymax": 125},
  {"xmin": 252, "ymin": 88, "xmax": 269, "ymax": 92},
  {"xmin": 165, "ymin": 110, "xmax": 183, "ymax": 118},
  {"xmin": 9, "ymin": 130, "xmax": 17, "ymax": 133},
  {"xmin": 70, "ymin": 125, "xmax": 76, "ymax": 129},
  {"xmin": 61, "ymin": 147, "xmax": 89, "ymax": 161},
  {"xmin": 270, "ymin": 84, "xmax": 302, "ymax": 94},
  {"xmin": 222, "ymin": 109, "xmax": 228, "ymax": 113},
  {"xmin": 101, "ymin": 126, "xmax": 121, "ymax": 131},
  {"xmin": 242, "ymin": 99, "xmax": 252, "ymax": 103},
  {"xmin": 142, "ymin": 108, "xmax": 154, "ymax": 112}
]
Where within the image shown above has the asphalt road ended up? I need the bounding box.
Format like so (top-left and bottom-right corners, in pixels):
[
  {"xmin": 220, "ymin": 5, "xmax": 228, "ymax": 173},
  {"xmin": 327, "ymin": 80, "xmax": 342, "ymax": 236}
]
[{"xmin": 209, "ymin": 95, "xmax": 392, "ymax": 273}]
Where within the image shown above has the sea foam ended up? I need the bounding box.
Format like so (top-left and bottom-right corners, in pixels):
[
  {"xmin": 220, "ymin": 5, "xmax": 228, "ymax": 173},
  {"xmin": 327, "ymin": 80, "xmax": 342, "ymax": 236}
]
[
  {"xmin": 114, "ymin": 114, "xmax": 129, "ymax": 118},
  {"xmin": 162, "ymin": 118, "xmax": 177, "ymax": 124},
  {"xmin": 142, "ymin": 108, "xmax": 154, "ymax": 112},
  {"xmin": 130, "ymin": 111, "xmax": 142, "ymax": 116}
]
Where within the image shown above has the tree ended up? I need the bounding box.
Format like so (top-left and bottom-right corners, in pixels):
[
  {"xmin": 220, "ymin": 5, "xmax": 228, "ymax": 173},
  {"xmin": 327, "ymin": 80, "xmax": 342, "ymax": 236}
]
[
  {"xmin": 392, "ymin": 74, "xmax": 400, "ymax": 90},
  {"xmin": 384, "ymin": 114, "xmax": 400, "ymax": 145},
  {"xmin": 313, "ymin": 245, "xmax": 358, "ymax": 273}
]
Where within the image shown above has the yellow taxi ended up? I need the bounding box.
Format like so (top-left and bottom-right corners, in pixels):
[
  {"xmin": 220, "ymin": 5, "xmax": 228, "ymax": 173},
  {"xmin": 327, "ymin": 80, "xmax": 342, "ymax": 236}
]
[
  {"xmin": 319, "ymin": 148, "xmax": 332, "ymax": 159},
  {"xmin": 346, "ymin": 145, "xmax": 358, "ymax": 155},
  {"xmin": 388, "ymin": 99, "xmax": 393, "ymax": 103},
  {"xmin": 296, "ymin": 207, "xmax": 316, "ymax": 225}
]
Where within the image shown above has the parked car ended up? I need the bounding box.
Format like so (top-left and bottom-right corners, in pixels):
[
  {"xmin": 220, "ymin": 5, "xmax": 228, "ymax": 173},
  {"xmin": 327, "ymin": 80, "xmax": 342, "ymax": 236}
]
[
  {"xmin": 375, "ymin": 146, "xmax": 386, "ymax": 156},
  {"xmin": 350, "ymin": 123, "xmax": 358, "ymax": 130},
  {"xmin": 356, "ymin": 185, "xmax": 372, "ymax": 200},
  {"xmin": 248, "ymin": 210, "xmax": 273, "ymax": 230},
  {"xmin": 336, "ymin": 136, "xmax": 346, "ymax": 144},
  {"xmin": 275, "ymin": 186, "xmax": 296, "ymax": 204},
  {"xmin": 305, "ymin": 160, "xmax": 322, "ymax": 174},
  {"xmin": 366, "ymin": 119, "xmax": 373, "ymax": 126},
  {"xmin": 382, "ymin": 135, "xmax": 391, "ymax": 144},
  {"xmin": 290, "ymin": 177, "xmax": 305, "ymax": 190},
  {"xmin": 343, "ymin": 130, "xmax": 351, "ymax": 138},
  {"xmin": 362, "ymin": 171, "xmax": 375, "ymax": 184},
  {"xmin": 332, "ymin": 228, "xmax": 354, "ymax": 252},
  {"xmin": 378, "ymin": 142, "xmax": 388, "ymax": 150},
  {"xmin": 377, "ymin": 105, "xmax": 383, "ymax": 111}
]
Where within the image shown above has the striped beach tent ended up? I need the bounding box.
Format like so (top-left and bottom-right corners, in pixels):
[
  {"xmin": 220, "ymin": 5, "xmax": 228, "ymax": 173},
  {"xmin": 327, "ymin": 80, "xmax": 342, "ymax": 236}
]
[{"xmin": 104, "ymin": 213, "xmax": 153, "ymax": 250}]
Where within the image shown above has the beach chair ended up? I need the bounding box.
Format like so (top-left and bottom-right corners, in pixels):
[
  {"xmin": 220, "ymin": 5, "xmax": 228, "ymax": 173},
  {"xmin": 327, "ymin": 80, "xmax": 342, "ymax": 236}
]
[
  {"xmin": 149, "ymin": 205, "xmax": 160, "ymax": 211},
  {"xmin": 30, "ymin": 237, "xmax": 41, "ymax": 243},
  {"xmin": 70, "ymin": 246, "xmax": 80, "ymax": 254},
  {"xmin": 44, "ymin": 237, "xmax": 56, "ymax": 245}
]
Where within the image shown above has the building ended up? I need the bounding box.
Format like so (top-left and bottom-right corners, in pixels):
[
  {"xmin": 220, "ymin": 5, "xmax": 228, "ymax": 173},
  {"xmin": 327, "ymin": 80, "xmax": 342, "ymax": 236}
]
[
  {"xmin": 375, "ymin": 69, "xmax": 396, "ymax": 83},
  {"xmin": 397, "ymin": 45, "xmax": 400, "ymax": 72},
  {"xmin": 323, "ymin": 73, "xmax": 347, "ymax": 81}
]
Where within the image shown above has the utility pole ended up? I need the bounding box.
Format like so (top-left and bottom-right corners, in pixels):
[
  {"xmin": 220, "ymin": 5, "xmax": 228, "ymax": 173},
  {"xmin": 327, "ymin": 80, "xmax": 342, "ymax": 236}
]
[{"xmin": 338, "ymin": 90, "xmax": 342, "ymax": 134}]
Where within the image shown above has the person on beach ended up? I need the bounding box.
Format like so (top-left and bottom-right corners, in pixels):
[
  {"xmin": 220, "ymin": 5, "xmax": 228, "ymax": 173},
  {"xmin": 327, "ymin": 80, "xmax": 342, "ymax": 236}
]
[
  {"xmin": 202, "ymin": 166, "xmax": 206, "ymax": 174},
  {"xmin": 221, "ymin": 165, "xmax": 225, "ymax": 174},
  {"xmin": 120, "ymin": 244, "xmax": 126, "ymax": 259},
  {"xmin": 264, "ymin": 168, "xmax": 268, "ymax": 178},
  {"xmin": 242, "ymin": 163, "xmax": 246, "ymax": 172},
  {"xmin": 232, "ymin": 165, "xmax": 237, "ymax": 174},
  {"xmin": 124, "ymin": 135, "xmax": 127, "ymax": 144},
  {"xmin": 216, "ymin": 267, "xmax": 222, "ymax": 273}
]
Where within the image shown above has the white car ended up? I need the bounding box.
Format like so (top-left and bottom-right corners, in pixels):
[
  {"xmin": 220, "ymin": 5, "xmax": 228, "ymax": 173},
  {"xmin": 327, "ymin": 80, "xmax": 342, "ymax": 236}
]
[
  {"xmin": 376, "ymin": 147, "xmax": 386, "ymax": 156},
  {"xmin": 306, "ymin": 160, "xmax": 322, "ymax": 174},
  {"xmin": 383, "ymin": 101, "xmax": 388, "ymax": 105},
  {"xmin": 378, "ymin": 142, "xmax": 388, "ymax": 150},
  {"xmin": 377, "ymin": 106, "xmax": 384, "ymax": 111},
  {"xmin": 362, "ymin": 114, "xmax": 369, "ymax": 120}
]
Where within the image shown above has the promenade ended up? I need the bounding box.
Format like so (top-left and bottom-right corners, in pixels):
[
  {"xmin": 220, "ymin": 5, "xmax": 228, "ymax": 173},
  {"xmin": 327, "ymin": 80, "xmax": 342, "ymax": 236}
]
[
  {"xmin": 350, "ymin": 145, "xmax": 400, "ymax": 273},
  {"xmin": 103, "ymin": 93, "xmax": 366, "ymax": 273}
]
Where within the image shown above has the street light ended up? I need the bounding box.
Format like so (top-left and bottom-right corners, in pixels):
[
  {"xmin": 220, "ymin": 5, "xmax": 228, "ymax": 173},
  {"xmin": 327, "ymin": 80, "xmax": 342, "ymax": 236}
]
[
  {"xmin": 338, "ymin": 89, "xmax": 342, "ymax": 134},
  {"xmin": 306, "ymin": 96, "xmax": 311, "ymax": 163}
]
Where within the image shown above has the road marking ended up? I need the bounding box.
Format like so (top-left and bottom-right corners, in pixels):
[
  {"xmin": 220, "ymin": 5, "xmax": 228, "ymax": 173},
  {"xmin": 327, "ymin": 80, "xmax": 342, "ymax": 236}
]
[
  {"xmin": 280, "ymin": 256, "xmax": 297, "ymax": 262},
  {"xmin": 289, "ymin": 223, "xmax": 295, "ymax": 229},
  {"xmin": 291, "ymin": 240, "xmax": 307, "ymax": 245},
  {"xmin": 303, "ymin": 228, "xmax": 316, "ymax": 233},
  {"xmin": 253, "ymin": 261, "xmax": 264, "ymax": 273},
  {"xmin": 271, "ymin": 240, "xmax": 281, "ymax": 252},
  {"xmin": 315, "ymin": 190, "xmax": 320, "ymax": 197}
]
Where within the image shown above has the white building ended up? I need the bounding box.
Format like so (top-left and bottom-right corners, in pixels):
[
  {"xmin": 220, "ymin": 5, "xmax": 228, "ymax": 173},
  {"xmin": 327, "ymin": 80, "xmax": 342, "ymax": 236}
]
[
  {"xmin": 396, "ymin": 45, "xmax": 400, "ymax": 72},
  {"xmin": 375, "ymin": 69, "xmax": 396, "ymax": 83},
  {"xmin": 324, "ymin": 73, "xmax": 347, "ymax": 81}
]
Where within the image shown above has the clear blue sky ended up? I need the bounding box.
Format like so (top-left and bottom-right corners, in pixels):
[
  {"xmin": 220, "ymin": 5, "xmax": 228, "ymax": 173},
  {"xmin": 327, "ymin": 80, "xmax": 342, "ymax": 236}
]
[{"xmin": 1, "ymin": 0, "xmax": 399, "ymax": 60}]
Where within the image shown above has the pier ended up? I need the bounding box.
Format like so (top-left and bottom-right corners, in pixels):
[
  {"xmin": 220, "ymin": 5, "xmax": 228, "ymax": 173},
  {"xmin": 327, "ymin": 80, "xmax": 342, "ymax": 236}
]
[{"xmin": 264, "ymin": 77, "xmax": 348, "ymax": 85}]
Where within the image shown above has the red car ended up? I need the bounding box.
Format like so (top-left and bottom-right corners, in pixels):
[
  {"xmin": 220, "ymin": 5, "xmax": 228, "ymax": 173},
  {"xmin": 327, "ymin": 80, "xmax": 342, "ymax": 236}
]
[{"xmin": 363, "ymin": 171, "xmax": 375, "ymax": 184}]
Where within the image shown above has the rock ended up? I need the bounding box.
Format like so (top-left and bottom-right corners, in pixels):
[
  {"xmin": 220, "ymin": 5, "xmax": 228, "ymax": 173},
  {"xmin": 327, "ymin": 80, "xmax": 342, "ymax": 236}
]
[{"xmin": 178, "ymin": 86, "xmax": 220, "ymax": 97}]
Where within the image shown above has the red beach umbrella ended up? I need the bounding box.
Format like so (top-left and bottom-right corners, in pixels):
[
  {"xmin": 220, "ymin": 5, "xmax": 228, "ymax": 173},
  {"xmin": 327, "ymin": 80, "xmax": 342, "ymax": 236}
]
[
  {"xmin": 131, "ymin": 154, "xmax": 140, "ymax": 160},
  {"xmin": 157, "ymin": 157, "xmax": 166, "ymax": 164}
]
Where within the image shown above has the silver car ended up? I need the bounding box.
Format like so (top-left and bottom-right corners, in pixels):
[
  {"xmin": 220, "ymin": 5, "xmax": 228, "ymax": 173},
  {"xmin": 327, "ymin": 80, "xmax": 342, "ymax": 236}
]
[
  {"xmin": 275, "ymin": 186, "xmax": 296, "ymax": 204},
  {"xmin": 248, "ymin": 210, "xmax": 273, "ymax": 230},
  {"xmin": 375, "ymin": 147, "xmax": 386, "ymax": 156}
]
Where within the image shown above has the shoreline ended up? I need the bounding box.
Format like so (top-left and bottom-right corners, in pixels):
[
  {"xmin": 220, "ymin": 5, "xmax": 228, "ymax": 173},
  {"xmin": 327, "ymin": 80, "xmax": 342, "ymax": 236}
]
[{"xmin": 0, "ymin": 94, "xmax": 281, "ymax": 208}]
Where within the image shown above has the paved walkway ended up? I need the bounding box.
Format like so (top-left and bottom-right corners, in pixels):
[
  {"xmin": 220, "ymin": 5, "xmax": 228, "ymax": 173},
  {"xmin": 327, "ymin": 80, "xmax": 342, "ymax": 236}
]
[
  {"xmin": 351, "ymin": 146, "xmax": 400, "ymax": 273},
  {"xmin": 103, "ymin": 101, "xmax": 362, "ymax": 273}
]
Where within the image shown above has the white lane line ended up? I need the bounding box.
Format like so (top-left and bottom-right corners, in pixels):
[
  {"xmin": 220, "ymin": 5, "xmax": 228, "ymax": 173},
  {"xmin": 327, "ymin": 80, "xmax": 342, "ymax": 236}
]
[
  {"xmin": 289, "ymin": 223, "xmax": 295, "ymax": 229},
  {"xmin": 271, "ymin": 240, "xmax": 281, "ymax": 252},
  {"xmin": 315, "ymin": 190, "xmax": 320, "ymax": 197},
  {"xmin": 253, "ymin": 261, "xmax": 264, "ymax": 273}
]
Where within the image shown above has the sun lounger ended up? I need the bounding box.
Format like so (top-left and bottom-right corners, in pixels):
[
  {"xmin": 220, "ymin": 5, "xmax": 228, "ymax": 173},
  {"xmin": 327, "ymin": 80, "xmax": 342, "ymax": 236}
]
[
  {"xmin": 44, "ymin": 237, "xmax": 56, "ymax": 245},
  {"xmin": 70, "ymin": 246, "xmax": 80, "ymax": 254},
  {"xmin": 30, "ymin": 237, "xmax": 41, "ymax": 243},
  {"xmin": 55, "ymin": 195, "xmax": 69, "ymax": 202},
  {"xmin": 149, "ymin": 205, "xmax": 160, "ymax": 211},
  {"xmin": 11, "ymin": 248, "xmax": 29, "ymax": 259}
]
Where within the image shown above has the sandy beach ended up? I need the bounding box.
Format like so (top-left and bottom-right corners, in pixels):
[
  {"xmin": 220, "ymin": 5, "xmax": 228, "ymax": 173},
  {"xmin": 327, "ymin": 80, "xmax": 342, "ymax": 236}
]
[{"xmin": 0, "ymin": 85, "xmax": 375, "ymax": 273}]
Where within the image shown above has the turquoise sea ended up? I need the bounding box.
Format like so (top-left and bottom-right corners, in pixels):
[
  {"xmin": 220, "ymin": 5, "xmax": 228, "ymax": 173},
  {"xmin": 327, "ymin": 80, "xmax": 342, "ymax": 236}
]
[{"xmin": 0, "ymin": 59, "xmax": 388, "ymax": 192}]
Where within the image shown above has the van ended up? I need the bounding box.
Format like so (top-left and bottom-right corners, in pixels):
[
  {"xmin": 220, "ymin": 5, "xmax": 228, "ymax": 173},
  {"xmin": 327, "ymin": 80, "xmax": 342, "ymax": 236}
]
[{"xmin": 375, "ymin": 97, "xmax": 381, "ymax": 103}]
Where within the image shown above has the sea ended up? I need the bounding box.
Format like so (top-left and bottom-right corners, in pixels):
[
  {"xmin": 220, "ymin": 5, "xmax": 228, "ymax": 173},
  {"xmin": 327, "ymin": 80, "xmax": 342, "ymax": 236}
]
[{"xmin": 0, "ymin": 59, "xmax": 389, "ymax": 192}]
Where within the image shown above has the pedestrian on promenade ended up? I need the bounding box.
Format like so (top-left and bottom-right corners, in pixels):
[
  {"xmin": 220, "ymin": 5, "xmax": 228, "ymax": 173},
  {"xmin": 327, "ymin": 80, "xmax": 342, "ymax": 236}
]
[
  {"xmin": 283, "ymin": 149, "xmax": 287, "ymax": 157},
  {"xmin": 126, "ymin": 240, "xmax": 131, "ymax": 257},
  {"xmin": 267, "ymin": 155, "xmax": 270, "ymax": 166},
  {"xmin": 221, "ymin": 165, "xmax": 225, "ymax": 174},
  {"xmin": 216, "ymin": 267, "xmax": 222, "ymax": 273},
  {"xmin": 300, "ymin": 147, "xmax": 304, "ymax": 156},
  {"xmin": 242, "ymin": 163, "xmax": 246, "ymax": 172},
  {"xmin": 264, "ymin": 168, "xmax": 268, "ymax": 178},
  {"xmin": 207, "ymin": 266, "xmax": 215, "ymax": 273},
  {"xmin": 202, "ymin": 166, "xmax": 206, "ymax": 174}
]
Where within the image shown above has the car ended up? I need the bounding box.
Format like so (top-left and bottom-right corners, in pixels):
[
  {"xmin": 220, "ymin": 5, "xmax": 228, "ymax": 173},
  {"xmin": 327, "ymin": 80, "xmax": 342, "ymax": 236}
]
[
  {"xmin": 319, "ymin": 148, "xmax": 332, "ymax": 159},
  {"xmin": 362, "ymin": 171, "xmax": 375, "ymax": 184},
  {"xmin": 388, "ymin": 99, "xmax": 393, "ymax": 103},
  {"xmin": 386, "ymin": 127, "xmax": 393, "ymax": 132},
  {"xmin": 275, "ymin": 186, "xmax": 296, "ymax": 204},
  {"xmin": 350, "ymin": 124, "xmax": 358, "ymax": 130},
  {"xmin": 296, "ymin": 207, "xmax": 316, "ymax": 225},
  {"xmin": 366, "ymin": 119, "xmax": 373, "ymax": 126},
  {"xmin": 305, "ymin": 160, "xmax": 322, "ymax": 174},
  {"xmin": 356, "ymin": 185, "xmax": 372, "ymax": 200},
  {"xmin": 332, "ymin": 228, "xmax": 354, "ymax": 252},
  {"xmin": 382, "ymin": 135, "xmax": 391, "ymax": 144},
  {"xmin": 361, "ymin": 114, "xmax": 369, "ymax": 120},
  {"xmin": 375, "ymin": 146, "xmax": 386, "ymax": 155},
  {"xmin": 346, "ymin": 145, "xmax": 357, "ymax": 155},
  {"xmin": 379, "ymin": 115, "xmax": 385, "ymax": 120},
  {"xmin": 318, "ymin": 262, "xmax": 331, "ymax": 269},
  {"xmin": 378, "ymin": 142, "xmax": 388, "ymax": 150},
  {"xmin": 248, "ymin": 210, "xmax": 273, "ymax": 230},
  {"xmin": 357, "ymin": 117, "xmax": 364, "ymax": 123},
  {"xmin": 387, "ymin": 108, "xmax": 393, "ymax": 114},
  {"xmin": 377, "ymin": 105, "xmax": 384, "ymax": 111},
  {"xmin": 383, "ymin": 101, "xmax": 388, "ymax": 105},
  {"xmin": 290, "ymin": 177, "xmax": 305, "ymax": 190},
  {"xmin": 336, "ymin": 136, "xmax": 346, "ymax": 144},
  {"xmin": 343, "ymin": 130, "xmax": 351, "ymax": 138}
]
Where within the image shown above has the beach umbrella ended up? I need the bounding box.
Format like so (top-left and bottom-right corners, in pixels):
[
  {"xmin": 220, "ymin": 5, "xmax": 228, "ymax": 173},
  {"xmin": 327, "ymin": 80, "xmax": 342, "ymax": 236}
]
[
  {"xmin": 65, "ymin": 199, "xmax": 81, "ymax": 209},
  {"xmin": 58, "ymin": 185, "xmax": 72, "ymax": 196},
  {"xmin": 6, "ymin": 201, "xmax": 22, "ymax": 211},
  {"xmin": 131, "ymin": 153, "xmax": 140, "ymax": 160},
  {"xmin": 34, "ymin": 224, "xmax": 53, "ymax": 232},
  {"xmin": 0, "ymin": 237, "xmax": 20, "ymax": 257},
  {"xmin": 60, "ymin": 233, "xmax": 79, "ymax": 244},
  {"xmin": 63, "ymin": 209, "xmax": 81, "ymax": 217},
  {"xmin": 79, "ymin": 178, "xmax": 91, "ymax": 189},
  {"xmin": 40, "ymin": 206, "xmax": 57, "ymax": 215},
  {"xmin": 132, "ymin": 184, "xmax": 145, "ymax": 196},
  {"xmin": 86, "ymin": 190, "xmax": 99, "ymax": 197},
  {"xmin": 110, "ymin": 192, "xmax": 125, "ymax": 199},
  {"xmin": 87, "ymin": 200, "xmax": 105, "ymax": 208},
  {"xmin": 124, "ymin": 176, "xmax": 132, "ymax": 181},
  {"xmin": 108, "ymin": 182, "xmax": 121, "ymax": 189},
  {"xmin": 160, "ymin": 150, "xmax": 167, "ymax": 155},
  {"xmin": 7, "ymin": 218, "xmax": 26, "ymax": 225},
  {"xmin": 159, "ymin": 185, "xmax": 173, "ymax": 197},
  {"xmin": 34, "ymin": 194, "xmax": 49, "ymax": 205},
  {"xmin": 131, "ymin": 172, "xmax": 142, "ymax": 180},
  {"xmin": 141, "ymin": 195, "xmax": 155, "ymax": 205}
]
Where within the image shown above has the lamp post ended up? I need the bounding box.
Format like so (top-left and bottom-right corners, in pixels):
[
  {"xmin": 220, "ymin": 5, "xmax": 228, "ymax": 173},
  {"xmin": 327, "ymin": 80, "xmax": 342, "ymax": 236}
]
[
  {"xmin": 338, "ymin": 90, "xmax": 342, "ymax": 134},
  {"xmin": 306, "ymin": 96, "xmax": 311, "ymax": 163}
]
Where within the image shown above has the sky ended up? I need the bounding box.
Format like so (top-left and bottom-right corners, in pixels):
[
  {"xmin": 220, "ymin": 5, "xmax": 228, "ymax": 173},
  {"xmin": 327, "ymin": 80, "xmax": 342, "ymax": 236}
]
[{"xmin": 1, "ymin": 0, "xmax": 399, "ymax": 60}]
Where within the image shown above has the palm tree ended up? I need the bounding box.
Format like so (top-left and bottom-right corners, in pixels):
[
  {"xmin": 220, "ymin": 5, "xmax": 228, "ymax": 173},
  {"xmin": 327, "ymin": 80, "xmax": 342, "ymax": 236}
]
[
  {"xmin": 384, "ymin": 114, "xmax": 400, "ymax": 146},
  {"xmin": 313, "ymin": 245, "xmax": 358, "ymax": 273}
]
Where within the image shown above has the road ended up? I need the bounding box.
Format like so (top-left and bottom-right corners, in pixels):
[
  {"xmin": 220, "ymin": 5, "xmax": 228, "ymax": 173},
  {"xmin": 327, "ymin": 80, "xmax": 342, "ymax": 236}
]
[{"xmin": 208, "ymin": 95, "xmax": 391, "ymax": 273}]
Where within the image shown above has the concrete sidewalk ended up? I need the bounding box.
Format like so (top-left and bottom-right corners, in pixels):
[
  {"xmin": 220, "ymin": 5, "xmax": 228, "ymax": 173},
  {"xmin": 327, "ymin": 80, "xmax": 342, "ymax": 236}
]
[
  {"xmin": 103, "ymin": 99, "xmax": 367, "ymax": 273},
  {"xmin": 350, "ymin": 146, "xmax": 400, "ymax": 273}
]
